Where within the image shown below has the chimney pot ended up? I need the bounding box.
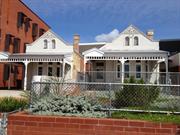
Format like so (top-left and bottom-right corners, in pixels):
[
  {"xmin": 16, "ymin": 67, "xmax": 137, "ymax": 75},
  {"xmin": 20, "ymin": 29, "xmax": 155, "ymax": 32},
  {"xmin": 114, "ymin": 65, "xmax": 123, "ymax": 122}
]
[
  {"xmin": 73, "ymin": 34, "xmax": 80, "ymax": 53},
  {"xmin": 146, "ymin": 30, "xmax": 154, "ymax": 40}
]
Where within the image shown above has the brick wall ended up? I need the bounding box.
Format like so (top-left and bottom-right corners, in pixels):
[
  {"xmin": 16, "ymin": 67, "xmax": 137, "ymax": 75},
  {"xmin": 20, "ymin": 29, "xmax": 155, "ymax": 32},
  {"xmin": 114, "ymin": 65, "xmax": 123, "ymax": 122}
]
[
  {"xmin": 0, "ymin": 0, "xmax": 49, "ymax": 88},
  {"xmin": 72, "ymin": 51, "xmax": 84, "ymax": 81},
  {"xmin": 7, "ymin": 112, "xmax": 180, "ymax": 135}
]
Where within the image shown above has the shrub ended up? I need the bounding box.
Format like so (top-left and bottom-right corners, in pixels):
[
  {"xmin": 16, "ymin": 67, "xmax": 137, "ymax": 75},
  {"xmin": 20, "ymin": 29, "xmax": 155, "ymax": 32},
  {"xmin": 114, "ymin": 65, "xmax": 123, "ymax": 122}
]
[
  {"xmin": 0, "ymin": 97, "xmax": 28, "ymax": 112},
  {"xmin": 29, "ymin": 95, "xmax": 106, "ymax": 118},
  {"xmin": 115, "ymin": 76, "xmax": 160, "ymax": 108}
]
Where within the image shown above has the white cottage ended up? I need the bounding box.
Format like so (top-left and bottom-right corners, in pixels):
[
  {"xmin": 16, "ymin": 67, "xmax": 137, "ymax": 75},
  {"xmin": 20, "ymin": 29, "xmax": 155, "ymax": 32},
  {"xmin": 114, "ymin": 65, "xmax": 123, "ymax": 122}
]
[
  {"xmin": 81, "ymin": 25, "xmax": 169, "ymax": 83},
  {"xmin": 0, "ymin": 30, "xmax": 83, "ymax": 90}
]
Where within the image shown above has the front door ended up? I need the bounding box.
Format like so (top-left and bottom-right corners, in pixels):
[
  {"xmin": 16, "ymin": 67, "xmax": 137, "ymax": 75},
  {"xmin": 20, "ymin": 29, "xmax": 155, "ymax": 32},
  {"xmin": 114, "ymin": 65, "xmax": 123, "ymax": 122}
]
[{"xmin": 95, "ymin": 62, "xmax": 105, "ymax": 82}]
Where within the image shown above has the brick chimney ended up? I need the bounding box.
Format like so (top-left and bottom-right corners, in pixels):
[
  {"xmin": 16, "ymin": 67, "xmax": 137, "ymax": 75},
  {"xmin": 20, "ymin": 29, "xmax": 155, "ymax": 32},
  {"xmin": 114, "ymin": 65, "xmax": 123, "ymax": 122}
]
[
  {"xmin": 73, "ymin": 34, "xmax": 80, "ymax": 53},
  {"xmin": 146, "ymin": 30, "xmax": 154, "ymax": 40}
]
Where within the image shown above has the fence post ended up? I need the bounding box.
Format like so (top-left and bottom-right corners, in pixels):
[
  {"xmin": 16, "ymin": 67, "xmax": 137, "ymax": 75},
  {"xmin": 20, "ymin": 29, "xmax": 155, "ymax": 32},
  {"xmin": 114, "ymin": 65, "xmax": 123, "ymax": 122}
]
[
  {"xmin": 29, "ymin": 82, "xmax": 33, "ymax": 112},
  {"xmin": 0, "ymin": 113, "xmax": 8, "ymax": 135},
  {"xmin": 108, "ymin": 83, "xmax": 112, "ymax": 117}
]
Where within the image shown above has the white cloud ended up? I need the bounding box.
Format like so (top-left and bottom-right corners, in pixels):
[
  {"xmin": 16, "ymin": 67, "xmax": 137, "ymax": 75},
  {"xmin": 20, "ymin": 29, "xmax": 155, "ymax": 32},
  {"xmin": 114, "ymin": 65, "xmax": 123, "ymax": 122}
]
[{"xmin": 95, "ymin": 29, "xmax": 119, "ymax": 42}]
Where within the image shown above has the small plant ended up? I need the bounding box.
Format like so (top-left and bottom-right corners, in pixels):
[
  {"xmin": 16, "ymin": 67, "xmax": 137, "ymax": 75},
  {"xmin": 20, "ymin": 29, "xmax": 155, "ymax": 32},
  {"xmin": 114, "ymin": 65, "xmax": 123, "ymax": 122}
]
[
  {"xmin": 115, "ymin": 76, "xmax": 160, "ymax": 108},
  {"xmin": 0, "ymin": 97, "xmax": 28, "ymax": 112},
  {"xmin": 29, "ymin": 95, "xmax": 106, "ymax": 118}
]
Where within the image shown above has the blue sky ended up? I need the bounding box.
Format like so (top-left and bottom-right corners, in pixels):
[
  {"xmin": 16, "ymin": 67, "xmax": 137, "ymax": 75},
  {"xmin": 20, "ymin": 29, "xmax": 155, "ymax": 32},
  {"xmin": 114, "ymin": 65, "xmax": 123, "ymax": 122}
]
[{"xmin": 23, "ymin": 0, "xmax": 180, "ymax": 43}]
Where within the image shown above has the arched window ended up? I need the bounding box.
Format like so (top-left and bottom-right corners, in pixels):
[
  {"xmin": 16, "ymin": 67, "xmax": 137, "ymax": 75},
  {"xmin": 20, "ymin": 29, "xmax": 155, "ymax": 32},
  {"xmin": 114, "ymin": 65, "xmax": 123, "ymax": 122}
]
[
  {"xmin": 44, "ymin": 39, "xmax": 48, "ymax": 49},
  {"xmin": 125, "ymin": 37, "xmax": 130, "ymax": 46},
  {"xmin": 134, "ymin": 36, "xmax": 139, "ymax": 46},
  {"xmin": 52, "ymin": 39, "xmax": 56, "ymax": 49}
]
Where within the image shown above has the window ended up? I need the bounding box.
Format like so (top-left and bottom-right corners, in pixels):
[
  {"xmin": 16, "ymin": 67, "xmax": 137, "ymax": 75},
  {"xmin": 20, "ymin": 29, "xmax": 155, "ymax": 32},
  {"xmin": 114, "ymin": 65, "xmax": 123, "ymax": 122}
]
[
  {"xmin": 116, "ymin": 61, "xmax": 122, "ymax": 78},
  {"xmin": 5, "ymin": 34, "xmax": 12, "ymax": 51},
  {"xmin": 48, "ymin": 62, "xmax": 53, "ymax": 65},
  {"xmin": 57, "ymin": 67, "xmax": 60, "ymax": 77},
  {"xmin": 13, "ymin": 38, "xmax": 20, "ymax": 53},
  {"xmin": 44, "ymin": 40, "xmax": 48, "ymax": 49},
  {"xmin": 125, "ymin": 37, "xmax": 130, "ymax": 46},
  {"xmin": 124, "ymin": 63, "xmax": 129, "ymax": 78},
  {"xmin": 32, "ymin": 23, "xmax": 38, "ymax": 37},
  {"xmin": 24, "ymin": 18, "xmax": 31, "ymax": 32},
  {"xmin": 117, "ymin": 64, "xmax": 121, "ymax": 78},
  {"xmin": 134, "ymin": 36, "xmax": 139, "ymax": 46},
  {"xmin": 17, "ymin": 12, "xmax": 25, "ymax": 28},
  {"xmin": 24, "ymin": 43, "xmax": 28, "ymax": 53},
  {"xmin": 39, "ymin": 28, "xmax": 45, "ymax": 36},
  {"xmin": 38, "ymin": 67, "xmax": 43, "ymax": 75},
  {"xmin": 52, "ymin": 39, "xmax": 56, "ymax": 49},
  {"xmin": 56, "ymin": 67, "xmax": 62, "ymax": 77},
  {"xmin": 48, "ymin": 67, "xmax": 52, "ymax": 76},
  {"xmin": 136, "ymin": 64, "xmax": 141, "ymax": 78}
]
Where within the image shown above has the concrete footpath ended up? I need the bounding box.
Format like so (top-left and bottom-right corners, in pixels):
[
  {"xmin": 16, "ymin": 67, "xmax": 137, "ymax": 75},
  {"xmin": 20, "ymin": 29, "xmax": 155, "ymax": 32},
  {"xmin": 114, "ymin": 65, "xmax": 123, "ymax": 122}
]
[{"xmin": 0, "ymin": 90, "xmax": 24, "ymax": 98}]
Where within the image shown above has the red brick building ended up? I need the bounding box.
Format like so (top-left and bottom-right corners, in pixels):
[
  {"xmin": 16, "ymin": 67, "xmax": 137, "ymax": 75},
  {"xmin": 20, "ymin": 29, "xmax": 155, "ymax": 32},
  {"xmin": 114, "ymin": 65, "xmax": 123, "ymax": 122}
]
[{"xmin": 0, "ymin": 0, "xmax": 50, "ymax": 89}]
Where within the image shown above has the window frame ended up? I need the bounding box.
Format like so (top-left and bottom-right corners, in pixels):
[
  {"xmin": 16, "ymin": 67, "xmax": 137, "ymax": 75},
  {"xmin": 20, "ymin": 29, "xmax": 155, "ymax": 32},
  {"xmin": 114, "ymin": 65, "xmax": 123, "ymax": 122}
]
[
  {"xmin": 56, "ymin": 63, "xmax": 62, "ymax": 77},
  {"xmin": 125, "ymin": 36, "xmax": 130, "ymax": 46},
  {"xmin": 37, "ymin": 67, "xmax": 43, "ymax": 76},
  {"xmin": 52, "ymin": 39, "xmax": 56, "ymax": 49},
  {"xmin": 44, "ymin": 39, "xmax": 48, "ymax": 49},
  {"xmin": 124, "ymin": 62, "xmax": 130, "ymax": 78},
  {"xmin": 136, "ymin": 63, "xmax": 141, "ymax": 79},
  {"xmin": 48, "ymin": 67, "xmax": 53, "ymax": 76},
  {"xmin": 134, "ymin": 36, "xmax": 139, "ymax": 46},
  {"xmin": 37, "ymin": 63, "xmax": 43, "ymax": 76},
  {"xmin": 116, "ymin": 61, "xmax": 121, "ymax": 79}
]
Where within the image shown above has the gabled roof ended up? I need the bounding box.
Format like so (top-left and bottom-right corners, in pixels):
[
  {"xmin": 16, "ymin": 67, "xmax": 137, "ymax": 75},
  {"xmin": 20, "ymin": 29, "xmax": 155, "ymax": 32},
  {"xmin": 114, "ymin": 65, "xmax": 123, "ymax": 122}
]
[
  {"xmin": 26, "ymin": 29, "xmax": 71, "ymax": 47},
  {"xmin": 82, "ymin": 48, "xmax": 104, "ymax": 56},
  {"xmin": 79, "ymin": 42, "xmax": 106, "ymax": 46},
  {"xmin": 79, "ymin": 42, "xmax": 106, "ymax": 54},
  {"xmin": 111, "ymin": 24, "xmax": 155, "ymax": 43}
]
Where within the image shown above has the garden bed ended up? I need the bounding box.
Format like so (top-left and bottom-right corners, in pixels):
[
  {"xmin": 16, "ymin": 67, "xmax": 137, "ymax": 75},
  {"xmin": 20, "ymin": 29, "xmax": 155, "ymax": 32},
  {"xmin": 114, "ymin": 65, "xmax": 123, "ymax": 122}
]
[
  {"xmin": 7, "ymin": 111, "xmax": 180, "ymax": 135},
  {"xmin": 112, "ymin": 111, "xmax": 180, "ymax": 124}
]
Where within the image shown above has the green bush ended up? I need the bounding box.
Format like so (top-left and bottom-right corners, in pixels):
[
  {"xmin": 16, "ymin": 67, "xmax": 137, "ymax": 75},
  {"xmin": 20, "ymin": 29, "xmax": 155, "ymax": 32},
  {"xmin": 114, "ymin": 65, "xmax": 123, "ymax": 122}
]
[
  {"xmin": 115, "ymin": 76, "xmax": 160, "ymax": 108},
  {"xmin": 0, "ymin": 97, "xmax": 28, "ymax": 112},
  {"xmin": 29, "ymin": 95, "xmax": 106, "ymax": 118}
]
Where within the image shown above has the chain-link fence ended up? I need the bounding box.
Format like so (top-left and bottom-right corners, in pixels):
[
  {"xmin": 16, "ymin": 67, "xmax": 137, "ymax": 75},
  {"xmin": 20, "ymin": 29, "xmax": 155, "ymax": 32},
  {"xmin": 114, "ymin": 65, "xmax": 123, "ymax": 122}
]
[{"xmin": 30, "ymin": 82, "xmax": 180, "ymax": 114}]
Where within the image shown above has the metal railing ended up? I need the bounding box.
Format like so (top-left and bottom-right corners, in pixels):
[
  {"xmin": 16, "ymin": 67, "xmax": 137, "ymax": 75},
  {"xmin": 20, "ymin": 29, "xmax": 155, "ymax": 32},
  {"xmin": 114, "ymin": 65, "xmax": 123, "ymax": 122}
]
[
  {"xmin": 30, "ymin": 82, "xmax": 180, "ymax": 114},
  {"xmin": 82, "ymin": 71, "xmax": 180, "ymax": 85}
]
